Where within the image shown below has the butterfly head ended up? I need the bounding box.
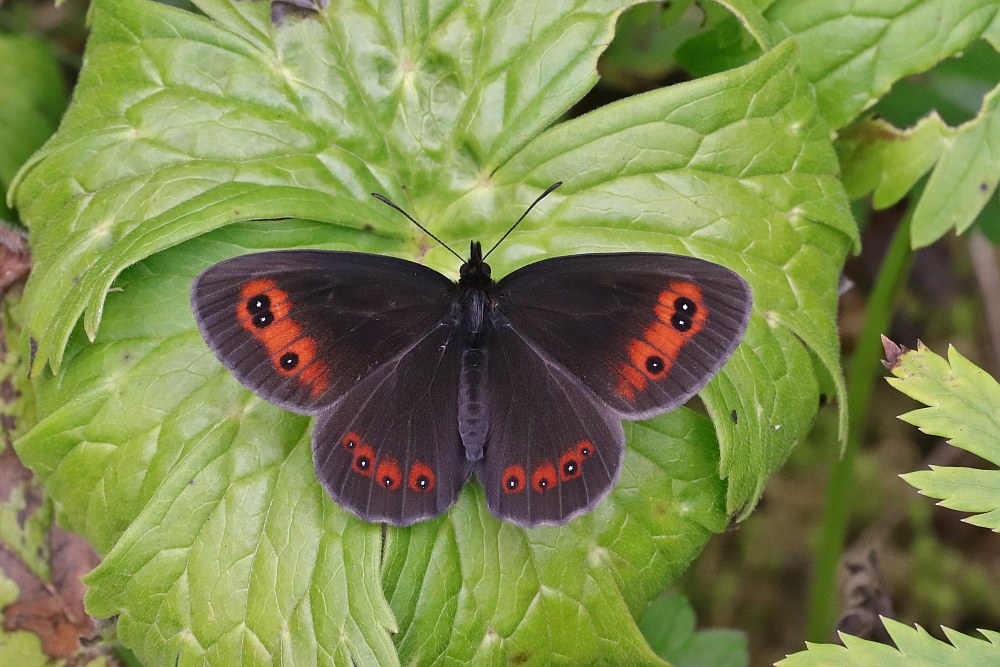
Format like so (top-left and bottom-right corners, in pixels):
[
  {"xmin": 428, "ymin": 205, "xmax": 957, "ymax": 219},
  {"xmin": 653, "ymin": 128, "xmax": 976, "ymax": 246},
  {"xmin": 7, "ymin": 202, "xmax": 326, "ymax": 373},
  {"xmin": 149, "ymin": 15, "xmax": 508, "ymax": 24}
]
[{"xmin": 459, "ymin": 241, "xmax": 492, "ymax": 287}]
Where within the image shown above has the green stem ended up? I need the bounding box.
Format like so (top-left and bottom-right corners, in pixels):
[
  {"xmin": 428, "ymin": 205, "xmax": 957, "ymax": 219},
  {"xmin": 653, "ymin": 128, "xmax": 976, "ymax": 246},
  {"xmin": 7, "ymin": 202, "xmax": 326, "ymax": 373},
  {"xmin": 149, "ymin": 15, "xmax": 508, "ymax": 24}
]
[{"xmin": 806, "ymin": 211, "xmax": 914, "ymax": 641}]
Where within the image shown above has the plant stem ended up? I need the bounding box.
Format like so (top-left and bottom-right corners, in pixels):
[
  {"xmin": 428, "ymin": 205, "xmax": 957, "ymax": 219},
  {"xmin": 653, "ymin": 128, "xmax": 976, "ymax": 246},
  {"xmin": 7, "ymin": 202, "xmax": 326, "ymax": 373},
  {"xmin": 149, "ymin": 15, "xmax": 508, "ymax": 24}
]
[{"xmin": 806, "ymin": 210, "xmax": 914, "ymax": 641}]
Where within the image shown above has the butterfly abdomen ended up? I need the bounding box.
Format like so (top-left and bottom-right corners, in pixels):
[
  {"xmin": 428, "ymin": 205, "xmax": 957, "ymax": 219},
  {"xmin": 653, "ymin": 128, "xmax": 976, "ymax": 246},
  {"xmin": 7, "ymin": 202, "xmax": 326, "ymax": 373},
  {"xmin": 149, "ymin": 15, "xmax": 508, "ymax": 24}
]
[{"xmin": 458, "ymin": 341, "xmax": 488, "ymax": 462}]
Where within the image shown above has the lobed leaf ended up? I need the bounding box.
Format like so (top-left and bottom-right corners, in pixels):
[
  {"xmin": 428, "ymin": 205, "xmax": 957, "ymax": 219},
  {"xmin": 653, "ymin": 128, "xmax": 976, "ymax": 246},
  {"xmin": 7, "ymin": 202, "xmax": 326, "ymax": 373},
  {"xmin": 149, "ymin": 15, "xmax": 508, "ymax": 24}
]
[
  {"xmin": 883, "ymin": 339, "xmax": 1000, "ymax": 531},
  {"xmin": 778, "ymin": 618, "xmax": 1000, "ymax": 666}
]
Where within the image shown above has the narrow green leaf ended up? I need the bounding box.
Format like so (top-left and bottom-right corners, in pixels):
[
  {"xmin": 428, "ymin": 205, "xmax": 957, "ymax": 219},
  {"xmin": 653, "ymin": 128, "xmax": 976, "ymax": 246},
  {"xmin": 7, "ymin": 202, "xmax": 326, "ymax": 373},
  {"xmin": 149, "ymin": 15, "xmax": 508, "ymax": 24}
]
[
  {"xmin": 639, "ymin": 591, "xmax": 748, "ymax": 667},
  {"xmin": 884, "ymin": 340, "xmax": 1000, "ymax": 531},
  {"xmin": 909, "ymin": 82, "xmax": 1000, "ymax": 248},
  {"xmin": 837, "ymin": 114, "xmax": 951, "ymax": 208},
  {"xmin": 0, "ymin": 35, "xmax": 65, "ymax": 218},
  {"xmin": 778, "ymin": 618, "xmax": 1000, "ymax": 665}
]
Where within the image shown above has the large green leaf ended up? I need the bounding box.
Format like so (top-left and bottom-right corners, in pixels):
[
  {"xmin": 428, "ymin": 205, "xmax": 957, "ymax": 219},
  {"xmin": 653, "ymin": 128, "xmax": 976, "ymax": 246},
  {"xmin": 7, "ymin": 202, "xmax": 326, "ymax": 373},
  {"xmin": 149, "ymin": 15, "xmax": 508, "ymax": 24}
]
[
  {"xmin": 676, "ymin": 0, "xmax": 1000, "ymax": 130},
  {"xmin": 883, "ymin": 338, "xmax": 1000, "ymax": 531},
  {"xmin": 12, "ymin": 0, "xmax": 855, "ymax": 663}
]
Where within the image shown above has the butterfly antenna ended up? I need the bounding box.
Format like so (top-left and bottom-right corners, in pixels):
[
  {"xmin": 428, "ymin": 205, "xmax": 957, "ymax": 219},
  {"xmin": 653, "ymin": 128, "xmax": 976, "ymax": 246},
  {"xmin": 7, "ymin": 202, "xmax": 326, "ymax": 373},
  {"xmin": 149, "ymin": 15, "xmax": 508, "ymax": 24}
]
[
  {"xmin": 482, "ymin": 181, "xmax": 563, "ymax": 260},
  {"xmin": 371, "ymin": 192, "xmax": 466, "ymax": 263}
]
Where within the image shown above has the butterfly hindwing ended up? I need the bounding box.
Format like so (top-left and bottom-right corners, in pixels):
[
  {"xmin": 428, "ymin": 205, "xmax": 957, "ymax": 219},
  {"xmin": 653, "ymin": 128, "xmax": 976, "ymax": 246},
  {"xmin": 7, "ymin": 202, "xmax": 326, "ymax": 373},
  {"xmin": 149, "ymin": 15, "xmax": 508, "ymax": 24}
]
[
  {"xmin": 313, "ymin": 323, "xmax": 470, "ymax": 525},
  {"xmin": 496, "ymin": 253, "xmax": 752, "ymax": 419},
  {"xmin": 474, "ymin": 324, "xmax": 625, "ymax": 527},
  {"xmin": 191, "ymin": 250, "xmax": 457, "ymax": 413}
]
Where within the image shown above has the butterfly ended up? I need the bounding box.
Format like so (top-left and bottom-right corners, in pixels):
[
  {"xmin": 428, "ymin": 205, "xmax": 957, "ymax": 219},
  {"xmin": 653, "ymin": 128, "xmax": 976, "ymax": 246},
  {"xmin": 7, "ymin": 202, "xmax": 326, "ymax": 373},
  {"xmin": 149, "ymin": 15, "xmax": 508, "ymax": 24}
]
[{"xmin": 191, "ymin": 184, "xmax": 752, "ymax": 527}]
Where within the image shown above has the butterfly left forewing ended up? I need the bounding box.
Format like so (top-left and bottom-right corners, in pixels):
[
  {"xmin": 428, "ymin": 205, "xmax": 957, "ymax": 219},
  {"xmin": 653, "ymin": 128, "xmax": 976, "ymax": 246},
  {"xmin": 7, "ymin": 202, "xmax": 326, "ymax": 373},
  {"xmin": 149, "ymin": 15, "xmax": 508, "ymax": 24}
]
[
  {"xmin": 192, "ymin": 250, "xmax": 457, "ymax": 414},
  {"xmin": 495, "ymin": 252, "xmax": 752, "ymax": 419},
  {"xmin": 474, "ymin": 324, "xmax": 625, "ymax": 527}
]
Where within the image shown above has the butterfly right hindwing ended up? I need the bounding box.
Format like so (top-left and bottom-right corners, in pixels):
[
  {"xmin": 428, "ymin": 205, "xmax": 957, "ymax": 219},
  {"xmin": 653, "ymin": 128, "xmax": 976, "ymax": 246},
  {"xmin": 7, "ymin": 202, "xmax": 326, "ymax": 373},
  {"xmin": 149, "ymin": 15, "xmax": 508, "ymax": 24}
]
[
  {"xmin": 313, "ymin": 321, "xmax": 471, "ymax": 526},
  {"xmin": 474, "ymin": 323, "xmax": 626, "ymax": 527}
]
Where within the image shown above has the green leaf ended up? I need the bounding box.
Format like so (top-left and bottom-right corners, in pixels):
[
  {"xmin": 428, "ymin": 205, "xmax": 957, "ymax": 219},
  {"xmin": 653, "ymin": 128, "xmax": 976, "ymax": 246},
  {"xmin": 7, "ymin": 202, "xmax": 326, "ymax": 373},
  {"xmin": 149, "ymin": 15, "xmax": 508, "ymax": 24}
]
[
  {"xmin": 48, "ymin": 225, "xmax": 400, "ymax": 666},
  {"xmin": 677, "ymin": 0, "xmax": 1000, "ymax": 129},
  {"xmin": 639, "ymin": 591, "xmax": 748, "ymax": 667},
  {"xmin": 909, "ymin": 82, "xmax": 1000, "ymax": 248},
  {"xmin": 836, "ymin": 51, "xmax": 1000, "ymax": 248},
  {"xmin": 883, "ymin": 340, "xmax": 1000, "ymax": 531},
  {"xmin": 837, "ymin": 114, "xmax": 951, "ymax": 208},
  {"xmin": 12, "ymin": 0, "xmax": 855, "ymax": 663},
  {"xmin": 0, "ymin": 35, "xmax": 65, "ymax": 219},
  {"xmin": 778, "ymin": 618, "xmax": 1000, "ymax": 666}
]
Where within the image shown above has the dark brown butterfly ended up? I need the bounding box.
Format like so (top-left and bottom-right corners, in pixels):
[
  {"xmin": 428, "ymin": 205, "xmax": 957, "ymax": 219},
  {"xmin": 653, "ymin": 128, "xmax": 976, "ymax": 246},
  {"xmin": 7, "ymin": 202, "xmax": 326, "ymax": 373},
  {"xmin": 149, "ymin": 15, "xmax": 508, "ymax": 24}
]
[{"xmin": 191, "ymin": 185, "xmax": 752, "ymax": 526}]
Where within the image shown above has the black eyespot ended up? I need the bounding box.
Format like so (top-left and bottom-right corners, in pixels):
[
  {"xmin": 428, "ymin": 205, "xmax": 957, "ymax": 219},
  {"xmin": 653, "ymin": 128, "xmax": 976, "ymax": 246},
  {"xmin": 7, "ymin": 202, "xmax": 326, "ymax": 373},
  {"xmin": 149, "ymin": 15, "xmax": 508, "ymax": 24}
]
[
  {"xmin": 538, "ymin": 478, "xmax": 549, "ymax": 489},
  {"xmin": 280, "ymin": 352, "xmax": 299, "ymax": 370},
  {"xmin": 383, "ymin": 476, "xmax": 394, "ymax": 488},
  {"xmin": 416, "ymin": 475, "xmax": 430, "ymax": 490},
  {"xmin": 506, "ymin": 476, "xmax": 518, "ymax": 488},
  {"xmin": 253, "ymin": 311, "xmax": 274, "ymax": 328},
  {"xmin": 356, "ymin": 456, "xmax": 370, "ymax": 470},
  {"xmin": 674, "ymin": 296, "xmax": 696, "ymax": 315},
  {"xmin": 345, "ymin": 439, "xmax": 357, "ymax": 449},
  {"xmin": 645, "ymin": 355, "xmax": 665, "ymax": 374},
  {"xmin": 670, "ymin": 313, "xmax": 691, "ymax": 331},
  {"xmin": 247, "ymin": 294, "xmax": 271, "ymax": 315},
  {"xmin": 563, "ymin": 461, "xmax": 577, "ymax": 476}
]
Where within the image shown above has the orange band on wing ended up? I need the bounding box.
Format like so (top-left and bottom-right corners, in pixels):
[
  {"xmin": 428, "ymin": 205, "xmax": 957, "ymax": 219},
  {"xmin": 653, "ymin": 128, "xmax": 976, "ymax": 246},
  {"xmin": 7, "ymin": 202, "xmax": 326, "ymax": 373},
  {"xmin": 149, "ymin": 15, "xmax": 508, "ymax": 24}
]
[
  {"xmin": 237, "ymin": 279, "xmax": 331, "ymax": 397},
  {"xmin": 614, "ymin": 281, "xmax": 708, "ymax": 401}
]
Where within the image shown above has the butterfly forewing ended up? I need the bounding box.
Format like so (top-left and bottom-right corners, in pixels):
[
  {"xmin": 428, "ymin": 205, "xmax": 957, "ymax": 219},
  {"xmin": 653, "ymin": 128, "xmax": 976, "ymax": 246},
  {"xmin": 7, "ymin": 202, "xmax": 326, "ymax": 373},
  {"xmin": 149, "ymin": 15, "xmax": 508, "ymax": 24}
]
[
  {"xmin": 192, "ymin": 250, "xmax": 457, "ymax": 413},
  {"xmin": 474, "ymin": 324, "xmax": 625, "ymax": 527},
  {"xmin": 313, "ymin": 323, "xmax": 470, "ymax": 525},
  {"xmin": 496, "ymin": 253, "xmax": 752, "ymax": 419}
]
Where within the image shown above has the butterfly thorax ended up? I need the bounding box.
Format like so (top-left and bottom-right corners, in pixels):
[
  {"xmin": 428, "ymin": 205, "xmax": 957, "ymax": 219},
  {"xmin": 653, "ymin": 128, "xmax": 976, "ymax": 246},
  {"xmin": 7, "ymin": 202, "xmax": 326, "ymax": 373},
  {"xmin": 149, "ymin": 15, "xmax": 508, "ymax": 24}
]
[{"xmin": 456, "ymin": 241, "xmax": 497, "ymax": 336}]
